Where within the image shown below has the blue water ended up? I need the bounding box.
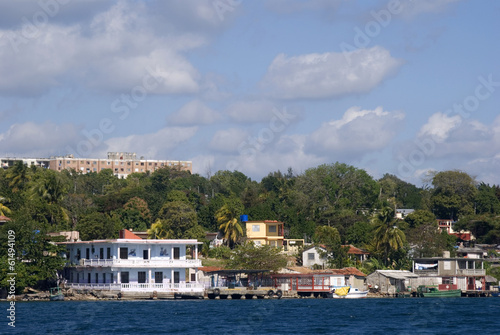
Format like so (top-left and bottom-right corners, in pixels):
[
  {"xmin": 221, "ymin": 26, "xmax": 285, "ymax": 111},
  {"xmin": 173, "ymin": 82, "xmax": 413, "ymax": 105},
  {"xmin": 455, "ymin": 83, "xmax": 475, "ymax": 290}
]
[{"xmin": 2, "ymin": 298, "xmax": 500, "ymax": 334}]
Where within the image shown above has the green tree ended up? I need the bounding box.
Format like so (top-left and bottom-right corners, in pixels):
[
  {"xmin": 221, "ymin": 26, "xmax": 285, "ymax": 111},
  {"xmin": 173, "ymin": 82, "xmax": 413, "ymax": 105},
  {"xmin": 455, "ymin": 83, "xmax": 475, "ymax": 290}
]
[
  {"xmin": 216, "ymin": 198, "xmax": 244, "ymax": 248},
  {"xmin": 225, "ymin": 243, "xmax": 287, "ymax": 272},
  {"xmin": 157, "ymin": 201, "xmax": 198, "ymax": 239},
  {"xmin": 372, "ymin": 208, "xmax": 406, "ymax": 266},
  {"xmin": 430, "ymin": 170, "xmax": 477, "ymax": 220}
]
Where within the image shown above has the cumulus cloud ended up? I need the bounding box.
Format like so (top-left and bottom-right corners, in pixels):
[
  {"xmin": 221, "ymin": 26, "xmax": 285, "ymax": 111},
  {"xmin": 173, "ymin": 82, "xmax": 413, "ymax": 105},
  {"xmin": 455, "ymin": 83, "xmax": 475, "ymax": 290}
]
[
  {"xmin": 308, "ymin": 106, "xmax": 404, "ymax": 156},
  {"xmin": 0, "ymin": 1, "xmax": 219, "ymax": 96},
  {"xmin": 167, "ymin": 100, "xmax": 222, "ymax": 126},
  {"xmin": 0, "ymin": 121, "xmax": 82, "ymax": 157},
  {"xmin": 397, "ymin": 0, "xmax": 461, "ymax": 18},
  {"xmin": 418, "ymin": 112, "xmax": 462, "ymax": 143},
  {"xmin": 259, "ymin": 46, "xmax": 402, "ymax": 99},
  {"xmin": 209, "ymin": 128, "xmax": 249, "ymax": 153},
  {"xmin": 102, "ymin": 126, "xmax": 198, "ymax": 159},
  {"xmin": 225, "ymin": 100, "xmax": 279, "ymax": 123}
]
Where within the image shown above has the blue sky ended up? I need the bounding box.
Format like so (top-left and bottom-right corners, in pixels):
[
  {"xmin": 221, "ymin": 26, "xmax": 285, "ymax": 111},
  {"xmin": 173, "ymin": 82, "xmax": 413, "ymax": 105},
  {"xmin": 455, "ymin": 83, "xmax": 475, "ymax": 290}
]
[{"xmin": 0, "ymin": 0, "xmax": 499, "ymax": 185}]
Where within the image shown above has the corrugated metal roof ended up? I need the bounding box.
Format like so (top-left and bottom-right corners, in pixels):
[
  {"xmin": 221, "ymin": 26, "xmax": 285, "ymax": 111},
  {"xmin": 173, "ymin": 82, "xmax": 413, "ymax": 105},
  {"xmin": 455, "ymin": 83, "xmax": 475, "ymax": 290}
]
[{"xmin": 375, "ymin": 270, "xmax": 419, "ymax": 279}]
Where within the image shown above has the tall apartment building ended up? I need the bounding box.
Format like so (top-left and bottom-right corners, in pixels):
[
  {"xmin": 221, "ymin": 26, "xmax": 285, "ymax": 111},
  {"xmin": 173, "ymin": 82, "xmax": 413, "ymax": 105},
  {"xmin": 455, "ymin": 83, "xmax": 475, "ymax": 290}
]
[{"xmin": 1, "ymin": 152, "xmax": 192, "ymax": 178}]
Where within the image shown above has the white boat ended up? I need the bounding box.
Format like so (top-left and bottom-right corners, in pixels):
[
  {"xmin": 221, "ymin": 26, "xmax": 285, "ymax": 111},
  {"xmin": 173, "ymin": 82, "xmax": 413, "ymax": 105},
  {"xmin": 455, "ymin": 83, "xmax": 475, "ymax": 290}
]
[{"xmin": 331, "ymin": 287, "xmax": 368, "ymax": 299}]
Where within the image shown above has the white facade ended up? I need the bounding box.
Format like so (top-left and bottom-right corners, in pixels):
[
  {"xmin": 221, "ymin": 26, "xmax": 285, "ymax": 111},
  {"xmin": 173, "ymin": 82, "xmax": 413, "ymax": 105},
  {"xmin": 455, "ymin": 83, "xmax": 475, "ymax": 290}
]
[
  {"xmin": 302, "ymin": 246, "xmax": 327, "ymax": 268},
  {"xmin": 60, "ymin": 238, "xmax": 203, "ymax": 294}
]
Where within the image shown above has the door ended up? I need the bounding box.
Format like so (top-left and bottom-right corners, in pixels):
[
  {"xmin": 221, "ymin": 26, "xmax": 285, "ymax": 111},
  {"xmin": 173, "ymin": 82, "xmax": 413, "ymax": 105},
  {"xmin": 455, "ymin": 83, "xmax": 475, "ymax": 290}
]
[
  {"xmin": 155, "ymin": 272, "xmax": 163, "ymax": 284},
  {"xmin": 174, "ymin": 271, "xmax": 180, "ymax": 284},
  {"xmin": 107, "ymin": 247, "xmax": 111, "ymax": 259},
  {"xmin": 174, "ymin": 247, "xmax": 180, "ymax": 260},
  {"xmin": 121, "ymin": 272, "xmax": 129, "ymax": 284},
  {"xmin": 143, "ymin": 250, "xmax": 149, "ymax": 260},
  {"xmin": 138, "ymin": 271, "xmax": 146, "ymax": 284},
  {"xmin": 100, "ymin": 248, "xmax": 104, "ymax": 259},
  {"xmin": 120, "ymin": 247, "xmax": 128, "ymax": 259}
]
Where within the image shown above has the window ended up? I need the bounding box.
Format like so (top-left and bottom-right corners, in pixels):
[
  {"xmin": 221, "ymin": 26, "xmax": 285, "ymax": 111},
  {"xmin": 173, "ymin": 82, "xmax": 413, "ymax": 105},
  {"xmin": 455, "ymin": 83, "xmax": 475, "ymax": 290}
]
[
  {"xmin": 95, "ymin": 273, "xmax": 98, "ymax": 284},
  {"xmin": 174, "ymin": 247, "xmax": 180, "ymax": 260},
  {"xmin": 107, "ymin": 247, "xmax": 111, "ymax": 259},
  {"xmin": 174, "ymin": 271, "xmax": 180, "ymax": 284},
  {"xmin": 86, "ymin": 248, "xmax": 90, "ymax": 259},
  {"xmin": 442, "ymin": 277, "xmax": 452, "ymax": 285},
  {"xmin": 252, "ymin": 225, "xmax": 260, "ymax": 232},
  {"xmin": 88, "ymin": 273, "xmax": 91, "ymax": 283},
  {"xmin": 120, "ymin": 248, "xmax": 128, "ymax": 259},
  {"xmin": 443, "ymin": 261, "xmax": 451, "ymax": 270},
  {"xmin": 110, "ymin": 273, "xmax": 114, "ymax": 283},
  {"xmin": 155, "ymin": 272, "xmax": 163, "ymax": 283},
  {"xmin": 191, "ymin": 273, "xmax": 196, "ymax": 282},
  {"xmin": 76, "ymin": 249, "xmax": 81, "ymax": 260},
  {"xmin": 268, "ymin": 225, "xmax": 277, "ymax": 233},
  {"xmin": 100, "ymin": 248, "xmax": 104, "ymax": 259},
  {"xmin": 121, "ymin": 272, "xmax": 129, "ymax": 284},
  {"xmin": 270, "ymin": 241, "xmax": 277, "ymax": 247},
  {"xmin": 143, "ymin": 250, "xmax": 149, "ymax": 260},
  {"xmin": 103, "ymin": 273, "xmax": 106, "ymax": 284},
  {"xmin": 308, "ymin": 253, "xmax": 315, "ymax": 260},
  {"xmin": 254, "ymin": 241, "xmax": 261, "ymax": 246},
  {"xmin": 138, "ymin": 271, "xmax": 146, "ymax": 284}
]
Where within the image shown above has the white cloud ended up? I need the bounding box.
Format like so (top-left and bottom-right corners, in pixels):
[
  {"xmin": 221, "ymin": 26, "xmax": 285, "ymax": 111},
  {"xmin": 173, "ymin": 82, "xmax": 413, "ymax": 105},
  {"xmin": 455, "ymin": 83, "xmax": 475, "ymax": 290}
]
[
  {"xmin": 168, "ymin": 100, "xmax": 222, "ymax": 126},
  {"xmin": 209, "ymin": 128, "xmax": 249, "ymax": 153},
  {"xmin": 308, "ymin": 106, "xmax": 404, "ymax": 155},
  {"xmin": 0, "ymin": 121, "xmax": 82, "ymax": 157},
  {"xmin": 418, "ymin": 112, "xmax": 462, "ymax": 143},
  {"xmin": 260, "ymin": 46, "xmax": 403, "ymax": 99},
  {"xmin": 397, "ymin": 0, "xmax": 461, "ymax": 18},
  {"xmin": 0, "ymin": 1, "xmax": 211, "ymax": 96},
  {"xmin": 225, "ymin": 100, "xmax": 279, "ymax": 123},
  {"xmin": 102, "ymin": 126, "xmax": 198, "ymax": 159}
]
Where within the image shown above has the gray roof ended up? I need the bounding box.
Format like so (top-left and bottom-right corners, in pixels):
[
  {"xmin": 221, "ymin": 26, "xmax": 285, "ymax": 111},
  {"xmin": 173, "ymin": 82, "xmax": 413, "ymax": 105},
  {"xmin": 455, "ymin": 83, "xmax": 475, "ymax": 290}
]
[
  {"xmin": 486, "ymin": 275, "xmax": 498, "ymax": 283},
  {"xmin": 373, "ymin": 270, "xmax": 419, "ymax": 279}
]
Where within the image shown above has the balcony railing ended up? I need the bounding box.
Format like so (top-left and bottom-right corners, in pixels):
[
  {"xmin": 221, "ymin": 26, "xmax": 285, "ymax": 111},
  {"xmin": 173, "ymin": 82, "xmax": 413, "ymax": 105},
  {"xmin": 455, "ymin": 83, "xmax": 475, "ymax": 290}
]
[
  {"xmin": 77, "ymin": 258, "xmax": 202, "ymax": 268},
  {"xmin": 457, "ymin": 269, "xmax": 485, "ymax": 276},
  {"xmin": 67, "ymin": 282, "xmax": 204, "ymax": 293}
]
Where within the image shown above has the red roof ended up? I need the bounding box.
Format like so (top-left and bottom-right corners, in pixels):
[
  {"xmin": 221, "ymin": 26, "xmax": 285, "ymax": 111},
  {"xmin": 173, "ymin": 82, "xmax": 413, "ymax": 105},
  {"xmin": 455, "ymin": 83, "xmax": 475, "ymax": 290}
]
[
  {"xmin": 329, "ymin": 267, "xmax": 366, "ymax": 277},
  {"xmin": 119, "ymin": 229, "xmax": 142, "ymax": 240},
  {"xmin": 0, "ymin": 215, "xmax": 11, "ymax": 222},
  {"xmin": 343, "ymin": 245, "xmax": 369, "ymax": 255}
]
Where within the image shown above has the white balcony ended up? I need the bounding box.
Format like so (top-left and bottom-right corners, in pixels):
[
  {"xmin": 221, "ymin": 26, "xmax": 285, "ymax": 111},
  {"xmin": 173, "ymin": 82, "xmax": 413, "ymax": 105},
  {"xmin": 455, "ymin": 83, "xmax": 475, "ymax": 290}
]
[
  {"xmin": 67, "ymin": 282, "xmax": 204, "ymax": 293},
  {"xmin": 457, "ymin": 269, "xmax": 485, "ymax": 276},
  {"xmin": 78, "ymin": 258, "xmax": 202, "ymax": 268}
]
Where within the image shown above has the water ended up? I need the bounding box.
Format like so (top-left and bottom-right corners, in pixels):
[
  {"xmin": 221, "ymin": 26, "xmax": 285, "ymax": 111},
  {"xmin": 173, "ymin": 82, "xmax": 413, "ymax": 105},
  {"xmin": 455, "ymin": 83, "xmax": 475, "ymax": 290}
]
[{"xmin": 2, "ymin": 298, "xmax": 500, "ymax": 334}]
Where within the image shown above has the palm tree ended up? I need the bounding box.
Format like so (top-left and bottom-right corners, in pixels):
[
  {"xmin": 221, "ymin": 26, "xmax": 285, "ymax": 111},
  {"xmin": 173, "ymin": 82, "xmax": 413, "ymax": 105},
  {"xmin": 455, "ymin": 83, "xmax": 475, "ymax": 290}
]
[
  {"xmin": 372, "ymin": 207, "xmax": 406, "ymax": 266},
  {"xmin": 147, "ymin": 219, "xmax": 172, "ymax": 239},
  {"xmin": 0, "ymin": 196, "xmax": 11, "ymax": 217},
  {"xmin": 216, "ymin": 203, "xmax": 243, "ymax": 248},
  {"xmin": 6, "ymin": 161, "xmax": 30, "ymax": 192}
]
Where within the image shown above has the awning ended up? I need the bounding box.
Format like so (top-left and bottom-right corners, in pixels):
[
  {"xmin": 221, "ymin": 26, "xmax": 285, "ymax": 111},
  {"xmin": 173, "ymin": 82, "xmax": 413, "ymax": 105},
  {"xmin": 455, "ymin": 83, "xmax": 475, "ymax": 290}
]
[{"xmin": 414, "ymin": 263, "xmax": 438, "ymax": 270}]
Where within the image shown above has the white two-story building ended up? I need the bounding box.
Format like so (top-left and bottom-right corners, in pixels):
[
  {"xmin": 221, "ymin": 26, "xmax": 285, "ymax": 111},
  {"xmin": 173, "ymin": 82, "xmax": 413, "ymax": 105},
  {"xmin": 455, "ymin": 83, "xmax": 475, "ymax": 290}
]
[{"xmin": 59, "ymin": 229, "xmax": 203, "ymax": 297}]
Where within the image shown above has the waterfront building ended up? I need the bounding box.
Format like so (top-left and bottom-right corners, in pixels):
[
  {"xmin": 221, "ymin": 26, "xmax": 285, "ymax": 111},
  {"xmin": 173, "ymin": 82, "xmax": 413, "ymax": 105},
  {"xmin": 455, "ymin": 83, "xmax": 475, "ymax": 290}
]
[
  {"xmin": 244, "ymin": 220, "xmax": 285, "ymax": 248},
  {"xmin": 412, "ymin": 252, "xmax": 487, "ymax": 292},
  {"xmin": 1, "ymin": 152, "xmax": 192, "ymax": 178},
  {"xmin": 59, "ymin": 229, "xmax": 203, "ymax": 297}
]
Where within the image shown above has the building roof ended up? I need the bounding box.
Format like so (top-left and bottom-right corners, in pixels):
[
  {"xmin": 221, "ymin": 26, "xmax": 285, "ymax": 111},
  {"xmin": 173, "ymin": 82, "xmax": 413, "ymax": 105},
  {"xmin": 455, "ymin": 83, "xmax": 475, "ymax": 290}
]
[
  {"xmin": 119, "ymin": 229, "xmax": 142, "ymax": 240},
  {"xmin": 373, "ymin": 270, "xmax": 418, "ymax": 279},
  {"xmin": 281, "ymin": 267, "xmax": 365, "ymax": 277},
  {"xmin": 303, "ymin": 245, "xmax": 327, "ymax": 252},
  {"xmin": 329, "ymin": 267, "xmax": 366, "ymax": 277},
  {"xmin": 0, "ymin": 215, "xmax": 12, "ymax": 222},
  {"xmin": 343, "ymin": 245, "xmax": 369, "ymax": 255},
  {"xmin": 198, "ymin": 266, "xmax": 224, "ymax": 273}
]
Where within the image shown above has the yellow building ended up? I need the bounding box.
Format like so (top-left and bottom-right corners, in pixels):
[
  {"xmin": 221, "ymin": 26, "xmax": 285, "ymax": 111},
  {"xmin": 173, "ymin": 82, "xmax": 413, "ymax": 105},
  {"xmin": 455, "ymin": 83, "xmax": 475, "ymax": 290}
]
[{"xmin": 245, "ymin": 220, "xmax": 284, "ymax": 248}]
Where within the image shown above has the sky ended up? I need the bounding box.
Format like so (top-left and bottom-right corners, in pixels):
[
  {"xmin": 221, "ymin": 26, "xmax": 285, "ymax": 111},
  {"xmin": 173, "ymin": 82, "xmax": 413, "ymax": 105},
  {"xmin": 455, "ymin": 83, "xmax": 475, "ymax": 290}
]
[{"xmin": 0, "ymin": 0, "xmax": 499, "ymax": 186}]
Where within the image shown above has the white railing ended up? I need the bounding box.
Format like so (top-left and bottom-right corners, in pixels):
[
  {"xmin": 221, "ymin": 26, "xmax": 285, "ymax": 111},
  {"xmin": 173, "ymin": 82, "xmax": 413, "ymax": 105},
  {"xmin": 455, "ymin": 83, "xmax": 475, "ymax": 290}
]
[
  {"xmin": 67, "ymin": 282, "xmax": 204, "ymax": 293},
  {"xmin": 79, "ymin": 258, "xmax": 202, "ymax": 268},
  {"xmin": 457, "ymin": 269, "xmax": 486, "ymax": 276}
]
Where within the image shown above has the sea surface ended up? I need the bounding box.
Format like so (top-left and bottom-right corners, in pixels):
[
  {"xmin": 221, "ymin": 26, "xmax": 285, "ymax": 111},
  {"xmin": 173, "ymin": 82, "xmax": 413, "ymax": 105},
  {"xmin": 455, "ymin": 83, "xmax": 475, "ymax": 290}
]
[{"xmin": 2, "ymin": 298, "xmax": 500, "ymax": 334}]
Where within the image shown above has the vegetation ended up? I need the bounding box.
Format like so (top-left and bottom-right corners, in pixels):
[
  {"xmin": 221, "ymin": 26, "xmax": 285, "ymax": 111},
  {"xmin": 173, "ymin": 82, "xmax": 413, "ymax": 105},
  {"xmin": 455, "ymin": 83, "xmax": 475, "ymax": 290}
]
[{"xmin": 2, "ymin": 162, "xmax": 500, "ymax": 292}]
